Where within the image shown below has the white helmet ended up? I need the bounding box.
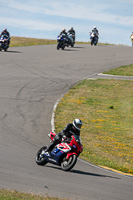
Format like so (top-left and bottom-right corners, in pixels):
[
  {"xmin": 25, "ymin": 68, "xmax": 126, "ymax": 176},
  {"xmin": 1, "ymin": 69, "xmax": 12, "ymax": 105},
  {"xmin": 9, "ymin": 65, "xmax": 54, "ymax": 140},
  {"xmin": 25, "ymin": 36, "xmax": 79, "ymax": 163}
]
[
  {"xmin": 3, "ymin": 28, "xmax": 7, "ymax": 32},
  {"xmin": 73, "ymin": 119, "xmax": 82, "ymax": 130},
  {"xmin": 93, "ymin": 26, "xmax": 97, "ymax": 29}
]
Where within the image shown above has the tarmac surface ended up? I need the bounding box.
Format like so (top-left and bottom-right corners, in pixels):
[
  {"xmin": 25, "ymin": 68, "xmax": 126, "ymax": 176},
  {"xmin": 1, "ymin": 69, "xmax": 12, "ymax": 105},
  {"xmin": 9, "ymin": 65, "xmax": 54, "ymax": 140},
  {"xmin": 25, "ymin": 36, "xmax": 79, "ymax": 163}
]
[{"xmin": 0, "ymin": 44, "xmax": 133, "ymax": 200}]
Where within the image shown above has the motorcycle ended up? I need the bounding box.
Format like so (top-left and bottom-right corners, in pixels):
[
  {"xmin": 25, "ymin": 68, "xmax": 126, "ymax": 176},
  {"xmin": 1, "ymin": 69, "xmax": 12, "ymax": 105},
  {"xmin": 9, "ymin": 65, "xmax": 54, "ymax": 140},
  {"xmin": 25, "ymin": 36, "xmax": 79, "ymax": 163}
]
[
  {"xmin": 0, "ymin": 34, "xmax": 9, "ymax": 51},
  {"xmin": 67, "ymin": 32, "xmax": 74, "ymax": 47},
  {"xmin": 57, "ymin": 33, "xmax": 68, "ymax": 50},
  {"xmin": 90, "ymin": 32, "xmax": 98, "ymax": 46},
  {"xmin": 35, "ymin": 132, "xmax": 83, "ymax": 171}
]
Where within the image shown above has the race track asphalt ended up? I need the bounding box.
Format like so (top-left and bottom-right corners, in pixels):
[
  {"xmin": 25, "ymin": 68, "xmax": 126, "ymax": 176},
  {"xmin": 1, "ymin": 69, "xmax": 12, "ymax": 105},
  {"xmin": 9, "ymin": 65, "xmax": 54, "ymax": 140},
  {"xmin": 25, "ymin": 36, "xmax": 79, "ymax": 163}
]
[{"xmin": 0, "ymin": 44, "xmax": 133, "ymax": 200}]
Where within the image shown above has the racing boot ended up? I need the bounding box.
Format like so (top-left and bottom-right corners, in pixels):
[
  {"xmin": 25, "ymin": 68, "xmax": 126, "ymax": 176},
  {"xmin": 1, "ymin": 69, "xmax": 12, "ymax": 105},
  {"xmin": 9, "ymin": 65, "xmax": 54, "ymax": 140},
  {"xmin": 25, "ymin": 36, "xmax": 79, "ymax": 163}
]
[{"xmin": 45, "ymin": 140, "xmax": 57, "ymax": 155}]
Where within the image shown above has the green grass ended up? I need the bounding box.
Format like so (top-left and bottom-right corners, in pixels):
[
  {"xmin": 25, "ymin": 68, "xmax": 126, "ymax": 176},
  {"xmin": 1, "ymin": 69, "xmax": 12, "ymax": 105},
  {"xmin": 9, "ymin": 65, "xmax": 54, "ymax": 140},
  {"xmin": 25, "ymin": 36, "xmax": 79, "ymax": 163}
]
[
  {"xmin": 103, "ymin": 64, "xmax": 133, "ymax": 76},
  {"xmin": 54, "ymin": 65, "xmax": 133, "ymax": 175},
  {"xmin": 0, "ymin": 189, "xmax": 67, "ymax": 200}
]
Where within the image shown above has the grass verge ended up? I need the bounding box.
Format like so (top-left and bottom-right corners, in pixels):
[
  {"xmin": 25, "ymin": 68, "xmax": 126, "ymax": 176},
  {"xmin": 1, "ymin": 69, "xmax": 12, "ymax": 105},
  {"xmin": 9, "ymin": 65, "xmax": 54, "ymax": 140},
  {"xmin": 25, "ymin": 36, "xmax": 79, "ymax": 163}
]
[
  {"xmin": 103, "ymin": 64, "xmax": 133, "ymax": 76},
  {"xmin": 54, "ymin": 66, "xmax": 133, "ymax": 175},
  {"xmin": 0, "ymin": 189, "xmax": 67, "ymax": 200},
  {"xmin": 10, "ymin": 37, "xmax": 57, "ymax": 47},
  {"xmin": 10, "ymin": 36, "xmax": 115, "ymax": 47}
]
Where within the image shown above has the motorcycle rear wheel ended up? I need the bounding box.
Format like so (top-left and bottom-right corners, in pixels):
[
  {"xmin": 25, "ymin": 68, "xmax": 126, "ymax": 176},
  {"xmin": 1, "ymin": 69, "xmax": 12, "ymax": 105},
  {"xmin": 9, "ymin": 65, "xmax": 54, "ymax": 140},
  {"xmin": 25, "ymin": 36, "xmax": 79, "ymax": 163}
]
[
  {"xmin": 61, "ymin": 154, "xmax": 77, "ymax": 171},
  {"xmin": 71, "ymin": 41, "xmax": 74, "ymax": 47},
  {"xmin": 35, "ymin": 146, "xmax": 48, "ymax": 165}
]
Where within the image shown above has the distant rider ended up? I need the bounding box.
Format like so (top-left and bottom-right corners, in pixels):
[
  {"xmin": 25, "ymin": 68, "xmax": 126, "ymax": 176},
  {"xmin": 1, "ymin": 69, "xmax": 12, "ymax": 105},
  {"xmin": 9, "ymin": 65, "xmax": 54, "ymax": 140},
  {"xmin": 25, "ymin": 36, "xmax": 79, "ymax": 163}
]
[
  {"xmin": 68, "ymin": 27, "xmax": 76, "ymax": 43},
  {"xmin": 91, "ymin": 26, "xmax": 99, "ymax": 37},
  {"xmin": 58, "ymin": 28, "xmax": 68, "ymax": 44},
  {"xmin": 130, "ymin": 32, "xmax": 133, "ymax": 46},
  {"xmin": 0, "ymin": 28, "xmax": 10, "ymax": 45},
  {"xmin": 90, "ymin": 26, "xmax": 99, "ymax": 44},
  {"xmin": 46, "ymin": 119, "xmax": 82, "ymax": 154},
  {"xmin": 59, "ymin": 28, "xmax": 68, "ymax": 37}
]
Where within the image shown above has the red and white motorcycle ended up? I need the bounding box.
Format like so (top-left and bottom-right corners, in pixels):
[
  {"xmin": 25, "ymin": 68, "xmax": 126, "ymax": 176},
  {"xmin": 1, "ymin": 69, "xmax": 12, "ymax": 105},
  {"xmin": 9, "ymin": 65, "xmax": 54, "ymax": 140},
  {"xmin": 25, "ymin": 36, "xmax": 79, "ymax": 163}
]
[{"xmin": 35, "ymin": 132, "xmax": 83, "ymax": 171}]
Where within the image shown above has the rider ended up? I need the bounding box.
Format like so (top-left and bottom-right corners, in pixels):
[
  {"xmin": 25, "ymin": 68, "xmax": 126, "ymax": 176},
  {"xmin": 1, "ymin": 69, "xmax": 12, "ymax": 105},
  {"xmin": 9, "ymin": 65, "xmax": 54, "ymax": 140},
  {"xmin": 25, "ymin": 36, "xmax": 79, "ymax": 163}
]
[
  {"xmin": 58, "ymin": 28, "xmax": 68, "ymax": 44},
  {"xmin": 59, "ymin": 28, "xmax": 68, "ymax": 37},
  {"xmin": 130, "ymin": 32, "xmax": 133, "ymax": 46},
  {"xmin": 0, "ymin": 28, "xmax": 10, "ymax": 45},
  {"xmin": 58, "ymin": 28, "xmax": 69, "ymax": 46},
  {"xmin": 46, "ymin": 119, "xmax": 82, "ymax": 154},
  {"xmin": 91, "ymin": 26, "xmax": 99, "ymax": 36},
  {"xmin": 68, "ymin": 27, "xmax": 75, "ymax": 42}
]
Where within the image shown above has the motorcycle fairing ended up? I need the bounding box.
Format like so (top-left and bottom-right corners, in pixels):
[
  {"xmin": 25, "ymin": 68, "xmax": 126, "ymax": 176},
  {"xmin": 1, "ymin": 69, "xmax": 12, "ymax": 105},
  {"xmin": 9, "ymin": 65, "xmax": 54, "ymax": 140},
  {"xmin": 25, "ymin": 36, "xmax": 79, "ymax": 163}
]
[
  {"xmin": 66, "ymin": 152, "xmax": 77, "ymax": 160},
  {"xmin": 57, "ymin": 143, "xmax": 71, "ymax": 153},
  {"xmin": 57, "ymin": 36, "xmax": 64, "ymax": 41},
  {"xmin": 44, "ymin": 148, "xmax": 66, "ymax": 165},
  {"xmin": 49, "ymin": 132, "xmax": 56, "ymax": 141}
]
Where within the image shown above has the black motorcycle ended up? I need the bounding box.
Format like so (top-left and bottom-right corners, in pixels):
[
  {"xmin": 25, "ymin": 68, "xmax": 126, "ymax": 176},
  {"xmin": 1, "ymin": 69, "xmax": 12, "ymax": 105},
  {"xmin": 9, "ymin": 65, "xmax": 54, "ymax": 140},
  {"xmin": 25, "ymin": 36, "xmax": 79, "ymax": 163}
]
[
  {"xmin": 0, "ymin": 34, "xmax": 9, "ymax": 51},
  {"xmin": 67, "ymin": 32, "xmax": 74, "ymax": 47},
  {"xmin": 57, "ymin": 34, "xmax": 68, "ymax": 50},
  {"xmin": 90, "ymin": 32, "xmax": 98, "ymax": 46}
]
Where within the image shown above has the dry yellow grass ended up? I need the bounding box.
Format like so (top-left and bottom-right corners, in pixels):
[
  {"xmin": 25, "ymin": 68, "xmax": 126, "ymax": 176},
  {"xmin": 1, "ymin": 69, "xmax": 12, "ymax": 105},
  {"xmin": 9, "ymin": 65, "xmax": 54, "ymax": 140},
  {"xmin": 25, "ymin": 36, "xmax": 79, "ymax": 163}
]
[
  {"xmin": 55, "ymin": 79, "xmax": 133, "ymax": 174},
  {"xmin": 10, "ymin": 36, "xmax": 57, "ymax": 47}
]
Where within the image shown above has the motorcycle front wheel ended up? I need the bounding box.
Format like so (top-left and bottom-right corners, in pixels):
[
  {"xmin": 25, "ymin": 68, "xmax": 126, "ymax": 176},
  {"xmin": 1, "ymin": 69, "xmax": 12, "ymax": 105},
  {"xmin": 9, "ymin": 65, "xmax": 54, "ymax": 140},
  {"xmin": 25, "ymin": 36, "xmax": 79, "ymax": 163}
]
[
  {"xmin": 71, "ymin": 43, "xmax": 74, "ymax": 47},
  {"xmin": 91, "ymin": 40, "xmax": 93, "ymax": 45},
  {"xmin": 57, "ymin": 42, "xmax": 60, "ymax": 50},
  {"xmin": 61, "ymin": 154, "xmax": 77, "ymax": 171},
  {"xmin": 94, "ymin": 41, "xmax": 97, "ymax": 46},
  {"xmin": 62, "ymin": 45, "xmax": 65, "ymax": 50},
  {"xmin": 35, "ymin": 146, "xmax": 48, "ymax": 165}
]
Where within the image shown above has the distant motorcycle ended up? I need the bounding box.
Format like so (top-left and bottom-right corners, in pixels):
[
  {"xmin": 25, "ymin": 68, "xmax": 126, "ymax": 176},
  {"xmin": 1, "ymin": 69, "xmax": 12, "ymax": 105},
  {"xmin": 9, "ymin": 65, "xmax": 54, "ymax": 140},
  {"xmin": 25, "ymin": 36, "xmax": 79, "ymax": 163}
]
[
  {"xmin": 35, "ymin": 132, "xmax": 83, "ymax": 171},
  {"xmin": 57, "ymin": 33, "xmax": 68, "ymax": 50},
  {"xmin": 90, "ymin": 32, "xmax": 98, "ymax": 46},
  {"xmin": 67, "ymin": 32, "xmax": 74, "ymax": 47},
  {"xmin": 0, "ymin": 34, "xmax": 9, "ymax": 51}
]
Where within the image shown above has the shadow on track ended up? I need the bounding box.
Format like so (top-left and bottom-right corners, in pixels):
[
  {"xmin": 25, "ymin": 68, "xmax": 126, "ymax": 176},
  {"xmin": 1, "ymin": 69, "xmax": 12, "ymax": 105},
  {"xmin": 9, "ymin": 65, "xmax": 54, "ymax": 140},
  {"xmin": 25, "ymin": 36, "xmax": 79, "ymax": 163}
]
[
  {"xmin": 63, "ymin": 49, "xmax": 78, "ymax": 51},
  {"xmin": 73, "ymin": 46, "xmax": 85, "ymax": 48},
  {"xmin": 71, "ymin": 169, "xmax": 120, "ymax": 179},
  {"xmin": 45, "ymin": 165, "xmax": 120, "ymax": 179},
  {"xmin": 4, "ymin": 50, "xmax": 22, "ymax": 53}
]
